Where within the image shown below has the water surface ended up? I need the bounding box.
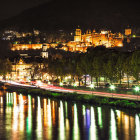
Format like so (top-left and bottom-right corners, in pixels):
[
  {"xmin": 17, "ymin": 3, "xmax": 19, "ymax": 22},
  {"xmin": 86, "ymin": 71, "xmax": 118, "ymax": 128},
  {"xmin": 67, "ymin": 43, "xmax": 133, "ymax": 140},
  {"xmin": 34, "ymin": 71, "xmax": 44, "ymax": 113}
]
[{"xmin": 0, "ymin": 90, "xmax": 139, "ymax": 140}]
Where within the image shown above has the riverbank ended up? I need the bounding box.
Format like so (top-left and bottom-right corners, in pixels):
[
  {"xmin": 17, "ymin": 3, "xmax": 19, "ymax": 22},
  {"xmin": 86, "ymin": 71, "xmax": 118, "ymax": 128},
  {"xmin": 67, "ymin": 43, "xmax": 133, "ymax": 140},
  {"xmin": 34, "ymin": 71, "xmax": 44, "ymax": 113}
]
[
  {"xmin": 63, "ymin": 85, "xmax": 135, "ymax": 95},
  {"xmin": 6, "ymin": 84, "xmax": 140, "ymax": 109}
]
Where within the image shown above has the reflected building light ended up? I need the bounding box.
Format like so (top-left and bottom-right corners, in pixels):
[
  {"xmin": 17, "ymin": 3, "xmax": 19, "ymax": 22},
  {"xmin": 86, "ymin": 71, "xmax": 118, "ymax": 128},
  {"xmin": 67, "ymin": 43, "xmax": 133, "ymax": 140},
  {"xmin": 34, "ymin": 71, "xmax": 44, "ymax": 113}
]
[
  {"xmin": 110, "ymin": 109, "xmax": 118, "ymax": 140},
  {"xmin": 45, "ymin": 98, "xmax": 52, "ymax": 140},
  {"xmin": 6, "ymin": 93, "xmax": 12, "ymax": 136},
  {"xmin": 19, "ymin": 94, "xmax": 24, "ymax": 106},
  {"xmin": 47, "ymin": 99, "xmax": 52, "ymax": 127},
  {"xmin": 83, "ymin": 105, "xmax": 86, "ymax": 116},
  {"xmin": 65, "ymin": 101, "xmax": 70, "ymax": 133},
  {"xmin": 6, "ymin": 93, "xmax": 12, "ymax": 112},
  {"xmin": 83, "ymin": 105, "xmax": 86, "ymax": 127},
  {"xmin": 0, "ymin": 97, "xmax": 3, "ymax": 104},
  {"xmin": 19, "ymin": 94, "xmax": 24, "ymax": 132},
  {"xmin": 8, "ymin": 93, "xmax": 11, "ymax": 104},
  {"xmin": 0, "ymin": 97, "xmax": 3, "ymax": 113},
  {"xmin": 27, "ymin": 95, "xmax": 32, "ymax": 135},
  {"xmin": 65, "ymin": 102, "xmax": 68, "ymax": 118},
  {"xmin": 52, "ymin": 101, "xmax": 56, "ymax": 125},
  {"xmin": 11, "ymin": 93, "xmax": 13, "ymax": 104},
  {"xmin": 12, "ymin": 92, "xmax": 19, "ymax": 137},
  {"xmin": 90, "ymin": 106, "xmax": 97, "ymax": 140},
  {"xmin": 73, "ymin": 104, "xmax": 80, "ymax": 140},
  {"xmin": 32, "ymin": 98, "xmax": 35, "ymax": 108},
  {"xmin": 13, "ymin": 92, "xmax": 17, "ymax": 106},
  {"xmin": 123, "ymin": 113, "xmax": 129, "ymax": 140},
  {"xmin": 135, "ymin": 114, "xmax": 140, "ymax": 140},
  {"xmin": 36, "ymin": 96, "xmax": 42, "ymax": 139},
  {"xmin": 66, "ymin": 118, "xmax": 70, "ymax": 140},
  {"xmin": 116, "ymin": 110, "xmax": 121, "ymax": 126},
  {"xmin": 116, "ymin": 110, "xmax": 121, "ymax": 118},
  {"xmin": 0, "ymin": 107, "xmax": 3, "ymax": 113},
  {"xmin": 86, "ymin": 109, "xmax": 91, "ymax": 128},
  {"xmin": 6, "ymin": 94, "xmax": 8, "ymax": 105},
  {"xmin": 66, "ymin": 118, "xmax": 70, "ymax": 132},
  {"xmin": 98, "ymin": 107, "xmax": 103, "ymax": 128},
  {"xmin": 59, "ymin": 101, "xmax": 65, "ymax": 140},
  {"xmin": 44, "ymin": 99, "xmax": 47, "ymax": 127},
  {"xmin": 12, "ymin": 107, "xmax": 18, "ymax": 131},
  {"xmin": 124, "ymin": 114, "xmax": 129, "ymax": 130}
]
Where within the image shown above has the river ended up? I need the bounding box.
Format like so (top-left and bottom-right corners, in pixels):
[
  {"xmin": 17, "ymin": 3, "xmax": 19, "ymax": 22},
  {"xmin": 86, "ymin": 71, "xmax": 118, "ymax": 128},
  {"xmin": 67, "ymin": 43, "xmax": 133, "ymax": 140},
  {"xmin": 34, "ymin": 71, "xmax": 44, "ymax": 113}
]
[{"xmin": 0, "ymin": 90, "xmax": 140, "ymax": 140}]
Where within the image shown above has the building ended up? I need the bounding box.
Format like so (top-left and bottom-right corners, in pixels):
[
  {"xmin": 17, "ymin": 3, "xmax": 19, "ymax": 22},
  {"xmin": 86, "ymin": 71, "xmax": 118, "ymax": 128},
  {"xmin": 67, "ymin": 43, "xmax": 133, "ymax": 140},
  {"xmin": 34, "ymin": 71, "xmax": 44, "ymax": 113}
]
[
  {"xmin": 70, "ymin": 28, "xmax": 123, "ymax": 48},
  {"xmin": 11, "ymin": 28, "xmax": 124, "ymax": 53},
  {"xmin": 41, "ymin": 44, "xmax": 48, "ymax": 58},
  {"xmin": 11, "ymin": 44, "xmax": 43, "ymax": 51},
  {"xmin": 11, "ymin": 58, "xmax": 32, "ymax": 81}
]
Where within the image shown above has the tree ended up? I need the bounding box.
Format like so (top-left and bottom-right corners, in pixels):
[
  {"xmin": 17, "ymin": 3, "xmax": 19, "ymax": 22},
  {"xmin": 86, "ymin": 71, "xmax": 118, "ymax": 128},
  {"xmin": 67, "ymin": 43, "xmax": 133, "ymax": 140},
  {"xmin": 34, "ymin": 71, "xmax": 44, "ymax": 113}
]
[
  {"xmin": 75, "ymin": 62, "xmax": 83, "ymax": 86},
  {"xmin": 27, "ymin": 62, "xmax": 42, "ymax": 81},
  {"xmin": 0, "ymin": 59, "xmax": 12, "ymax": 79},
  {"xmin": 123, "ymin": 55, "xmax": 132, "ymax": 88},
  {"xmin": 115, "ymin": 53, "xmax": 125, "ymax": 87},
  {"xmin": 131, "ymin": 51, "xmax": 140, "ymax": 84},
  {"xmin": 0, "ymin": 40, "xmax": 11, "ymax": 59},
  {"xmin": 104, "ymin": 52, "xmax": 117, "ymax": 84},
  {"xmin": 92, "ymin": 56, "xmax": 102, "ymax": 87},
  {"xmin": 80, "ymin": 54, "xmax": 90, "ymax": 86}
]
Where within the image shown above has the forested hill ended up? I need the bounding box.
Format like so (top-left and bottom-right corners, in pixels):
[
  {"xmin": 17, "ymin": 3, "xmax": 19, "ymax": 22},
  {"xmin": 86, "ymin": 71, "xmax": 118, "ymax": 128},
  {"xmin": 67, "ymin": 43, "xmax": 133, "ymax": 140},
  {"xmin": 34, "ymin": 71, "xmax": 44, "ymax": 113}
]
[{"xmin": 0, "ymin": 0, "xmax": 139, "ymax": 32}]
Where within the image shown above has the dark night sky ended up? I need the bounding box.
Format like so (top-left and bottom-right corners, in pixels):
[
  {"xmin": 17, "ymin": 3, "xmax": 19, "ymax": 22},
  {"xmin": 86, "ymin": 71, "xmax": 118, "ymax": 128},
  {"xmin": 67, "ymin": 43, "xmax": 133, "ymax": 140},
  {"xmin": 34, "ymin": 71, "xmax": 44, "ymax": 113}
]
[{"xmin": 0, "ymin": 0, "xmax": 50, "ymax": 20}]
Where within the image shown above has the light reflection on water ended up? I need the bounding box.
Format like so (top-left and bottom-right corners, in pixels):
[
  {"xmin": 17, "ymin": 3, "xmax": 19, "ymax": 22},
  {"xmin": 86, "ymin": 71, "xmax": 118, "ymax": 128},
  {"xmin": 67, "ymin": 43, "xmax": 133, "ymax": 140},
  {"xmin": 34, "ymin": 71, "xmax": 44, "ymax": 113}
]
[
  {"xmin": 37, "ymin": 96, "xmax": 42, "ymax": 140},
  {"xmin": 110, "ymin": 109, "xmax": 117, "ymax": 140},
  {"xmin": 90, "ymin": 106, "xmax": 97, "ymax": 140},
  {"xmin": 0, "ymin": 91, "xmax": 140, "ymax": 140}
]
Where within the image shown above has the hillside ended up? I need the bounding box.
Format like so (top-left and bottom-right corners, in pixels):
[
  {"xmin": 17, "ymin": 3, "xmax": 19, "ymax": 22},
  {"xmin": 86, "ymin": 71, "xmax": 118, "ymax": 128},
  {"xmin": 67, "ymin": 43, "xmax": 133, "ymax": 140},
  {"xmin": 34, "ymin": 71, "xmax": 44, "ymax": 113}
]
[{"xmin": 0, "ymin": 0, "xmax": 139, "ymax": 32}]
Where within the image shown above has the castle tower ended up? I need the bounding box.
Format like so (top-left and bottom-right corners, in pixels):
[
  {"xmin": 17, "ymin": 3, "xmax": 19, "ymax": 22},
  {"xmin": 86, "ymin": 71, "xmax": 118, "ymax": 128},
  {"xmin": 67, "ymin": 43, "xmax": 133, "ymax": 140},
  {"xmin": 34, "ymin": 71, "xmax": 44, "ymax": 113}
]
[
  {"xmin": 125, "ymin": 28, "xmax": 132, "ymax": 43},
  {"xmin": 85, "ymin": 29, "xmax": 92, "ymax": 43},
  {"xmin": 125, "ymin": 28, "xmax": 132, "ymax": 36},
  {"xmin": 86, "ymin": 29, "xmax": 91, "ymax": 35},
  {"xmin": 74, "ymin": 27, "xmax": 82, "ymax": 42}
]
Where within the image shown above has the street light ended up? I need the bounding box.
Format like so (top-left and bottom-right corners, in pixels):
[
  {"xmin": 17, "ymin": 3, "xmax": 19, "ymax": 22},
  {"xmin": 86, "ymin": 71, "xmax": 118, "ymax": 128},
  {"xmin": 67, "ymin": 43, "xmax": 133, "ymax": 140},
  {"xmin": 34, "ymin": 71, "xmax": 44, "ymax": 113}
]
[
  {"xmin": 90, "ymin": 84, "xmax": 94, "ymax": 95},
  {"xmin": 73, "ymin": 83, "xmax": 77, "ymax": 87},
  {"xmin": 90, "ymin": 84, "xmax": 94, "ymax": 89},
  {"xmin": 110, "ymin": 85, "xmax": 116, "ymax": 90},
  {"xmin": 134, "ymin": 86, "xmax": 140, "ymax": 92},
  {"xmin": 60, "ymin": 82, "xmax": 63, "ymax": 87},
  {"xmin": 134, "ymin": 86, "xmax": 140, "ymax": 100}
]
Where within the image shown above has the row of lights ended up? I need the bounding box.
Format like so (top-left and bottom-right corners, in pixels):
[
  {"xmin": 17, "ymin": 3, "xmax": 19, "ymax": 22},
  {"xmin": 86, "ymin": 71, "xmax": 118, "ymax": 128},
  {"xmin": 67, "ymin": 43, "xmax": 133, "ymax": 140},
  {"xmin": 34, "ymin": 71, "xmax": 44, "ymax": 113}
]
[{"xmin": 59, "ymin": 82, "xmax": 140, "ymax": 93}]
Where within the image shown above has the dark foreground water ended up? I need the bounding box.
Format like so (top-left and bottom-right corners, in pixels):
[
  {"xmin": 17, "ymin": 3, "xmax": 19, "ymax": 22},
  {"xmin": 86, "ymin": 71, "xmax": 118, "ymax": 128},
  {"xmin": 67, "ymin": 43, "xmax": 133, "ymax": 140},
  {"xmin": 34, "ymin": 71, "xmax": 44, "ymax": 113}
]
[{"xmin": 0, "ymin": 90, "xmax": 140, "ymax": 140}]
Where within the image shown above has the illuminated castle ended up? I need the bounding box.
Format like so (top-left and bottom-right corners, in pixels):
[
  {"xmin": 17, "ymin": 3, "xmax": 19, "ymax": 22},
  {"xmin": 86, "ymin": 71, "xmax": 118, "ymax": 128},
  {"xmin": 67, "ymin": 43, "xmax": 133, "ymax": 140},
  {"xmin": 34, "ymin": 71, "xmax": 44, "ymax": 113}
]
[
  {"xmin": 11, "ymin": 27, "xmax": 124, "ymax": 53},
  {"xmin": 71, "ymin": 27, "xmax": 123, "ymax": 48}
]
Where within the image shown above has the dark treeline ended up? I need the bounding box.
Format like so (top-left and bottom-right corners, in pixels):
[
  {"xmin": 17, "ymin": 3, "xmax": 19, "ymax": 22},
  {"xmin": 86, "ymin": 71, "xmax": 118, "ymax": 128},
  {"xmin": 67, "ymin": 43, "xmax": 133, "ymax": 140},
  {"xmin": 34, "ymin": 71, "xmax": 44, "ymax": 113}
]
[
  {"xmin": 0, "ymin": 59, "xmax": 12, "ymax": 79},
  {"xmin": 46, "ymin": 46, "xmax": 140, "ymax": 87}
]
